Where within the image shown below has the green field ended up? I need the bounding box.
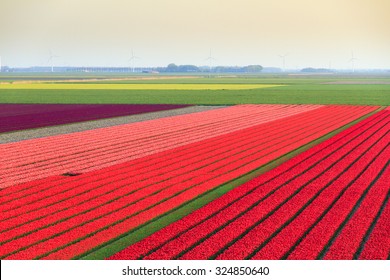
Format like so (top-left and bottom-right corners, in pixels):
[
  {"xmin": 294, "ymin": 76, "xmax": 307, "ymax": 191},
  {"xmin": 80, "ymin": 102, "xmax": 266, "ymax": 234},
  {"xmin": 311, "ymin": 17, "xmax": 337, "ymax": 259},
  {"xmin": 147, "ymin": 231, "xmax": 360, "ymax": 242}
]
[
  {"xmin": 0, "ymin": 74, "xmax": 389, "ymax": 105},
  {"xmin": 0, "ymin": 83, "xmax": 281, "ymax": 90}
]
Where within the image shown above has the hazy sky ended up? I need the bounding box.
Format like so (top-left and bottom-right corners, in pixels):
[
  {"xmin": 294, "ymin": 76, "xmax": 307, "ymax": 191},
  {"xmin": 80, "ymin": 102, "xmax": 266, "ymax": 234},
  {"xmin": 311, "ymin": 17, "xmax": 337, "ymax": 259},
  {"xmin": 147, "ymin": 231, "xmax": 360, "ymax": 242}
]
[{"xmin": 1, "ymin": 0, "xmax": 389, "ymax": 68}]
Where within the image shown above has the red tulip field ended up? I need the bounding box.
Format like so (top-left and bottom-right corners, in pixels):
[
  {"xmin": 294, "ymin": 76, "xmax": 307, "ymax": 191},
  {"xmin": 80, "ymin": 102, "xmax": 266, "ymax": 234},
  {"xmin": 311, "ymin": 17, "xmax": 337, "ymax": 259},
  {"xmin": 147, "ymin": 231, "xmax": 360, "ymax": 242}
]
[
  {"xmin": 109, "ymin": 108, "xmax": 389, "ymax": 260},
  {"xmin": 0, "ymin": 104, "xmax": 388, "ymax": 260}
]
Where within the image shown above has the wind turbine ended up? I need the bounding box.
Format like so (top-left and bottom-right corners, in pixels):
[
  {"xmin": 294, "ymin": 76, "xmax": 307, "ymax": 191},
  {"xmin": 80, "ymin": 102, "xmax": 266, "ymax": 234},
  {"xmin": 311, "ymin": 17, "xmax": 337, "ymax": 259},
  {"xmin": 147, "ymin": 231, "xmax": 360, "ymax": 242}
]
[
  {"xmin": 278, "ymin": 53, "xmax": 289, "ymax": 72},
  {"xmin": 205, "ymin": 49, "xmax": 217, "ymax": 76},
  {"xmin": 349, "ymin": 51, "xmax": 357, "ymax": 73},
  {"xmin": 128, "ymin": 49, "xmax": 140, "ymax": 73},
  {"xmin": 48, "ymin": 51, "xmax": 59, "ymax": 72}
]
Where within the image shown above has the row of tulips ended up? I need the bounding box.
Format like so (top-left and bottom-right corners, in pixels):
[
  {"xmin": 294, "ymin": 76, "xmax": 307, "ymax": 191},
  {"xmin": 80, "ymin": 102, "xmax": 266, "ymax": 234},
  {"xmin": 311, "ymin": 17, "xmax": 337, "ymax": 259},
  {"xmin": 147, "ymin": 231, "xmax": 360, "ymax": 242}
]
[{"xmin": 0, "ymin": 104, "xmax": 190, "ymax": 133}]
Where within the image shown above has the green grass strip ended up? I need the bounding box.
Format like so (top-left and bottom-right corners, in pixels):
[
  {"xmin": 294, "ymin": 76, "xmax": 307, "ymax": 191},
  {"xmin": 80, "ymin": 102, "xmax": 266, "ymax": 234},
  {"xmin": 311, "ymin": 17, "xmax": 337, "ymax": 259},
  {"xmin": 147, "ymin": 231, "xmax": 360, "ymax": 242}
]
[
  {"xmin": 1, "ymin": 84, "xmax": 389, "ymax": 106},
  {"xmin": 78, "ymin": 107, "xmax": 383, "ymax": 260},
  {"xmin": 0, "ymin": 83, "xmax": 282, "ymax": 90}
]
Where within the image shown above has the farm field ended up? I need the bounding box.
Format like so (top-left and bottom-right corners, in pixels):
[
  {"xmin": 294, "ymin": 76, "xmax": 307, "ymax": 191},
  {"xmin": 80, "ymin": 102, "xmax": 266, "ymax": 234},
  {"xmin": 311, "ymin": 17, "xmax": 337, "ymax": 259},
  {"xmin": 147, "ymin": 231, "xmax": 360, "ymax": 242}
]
[
  {"xmin": 2, "ymin": 1, "xmax": 390, "ymax": 278},
  {"xmin": 0, "ymin": 103, "xmax": 385, "ymax": 260},
  {"xmin": 1, "ymin": 104, "xmax": 320, "ymax": 186},
  {"xmin": 0, "ymin": 74, "xmax": 389, "ymax": 105},
  {"xmin": 0, "ymin": 74, "xmax": 389, "ymax": 260},
  {"xmin": 109, "ymin": 109, "xmax": 390, "ymax": 260},
  {"xmin": 0, "ymin": 83, "xmax": 282, "ymax": 90}
]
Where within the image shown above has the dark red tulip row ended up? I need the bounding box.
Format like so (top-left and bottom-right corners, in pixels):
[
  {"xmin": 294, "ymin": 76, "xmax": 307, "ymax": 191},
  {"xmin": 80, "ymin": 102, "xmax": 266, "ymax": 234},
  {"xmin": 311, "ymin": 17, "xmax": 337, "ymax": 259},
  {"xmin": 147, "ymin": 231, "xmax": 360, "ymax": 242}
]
[{"xmin": 0, "ymin": 104, "xmax": 190, "ymax": 133}]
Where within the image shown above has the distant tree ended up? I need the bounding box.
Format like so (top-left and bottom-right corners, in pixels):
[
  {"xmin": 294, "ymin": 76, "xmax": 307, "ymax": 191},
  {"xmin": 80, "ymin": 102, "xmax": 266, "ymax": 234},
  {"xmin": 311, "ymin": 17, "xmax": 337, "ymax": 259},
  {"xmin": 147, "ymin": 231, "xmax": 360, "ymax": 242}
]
[
  {"xmin": 301, "ymin": 68, "xmax": 331, "ymax": 73},
  {"xmin": 2, "ymin": 66, "xmax": 11, "ymax": 72},
  {"xmin": 214, "ymin": 66, "xmax": 241, "ymax": 73},
  {"xmin": 162, "ymin": 64, "xmax": 200, "ymax": 73},
  {"xmin": 160, "ymin": 63, "xmax": 263, "ymax": 73},
  {"xmin": 166, "ymin": 63, "xmax": 179, "ymax": 72},
  {"xmin": 242, "ymin": 65, "xmax": 263, "ymax": 72},
  {"xmin": 178, "ymin": 65, "xmax": 199, "ymax": 72},
  {"xmin": 262, "ymin": 67, "xmax": 282, "ymax": 73}
]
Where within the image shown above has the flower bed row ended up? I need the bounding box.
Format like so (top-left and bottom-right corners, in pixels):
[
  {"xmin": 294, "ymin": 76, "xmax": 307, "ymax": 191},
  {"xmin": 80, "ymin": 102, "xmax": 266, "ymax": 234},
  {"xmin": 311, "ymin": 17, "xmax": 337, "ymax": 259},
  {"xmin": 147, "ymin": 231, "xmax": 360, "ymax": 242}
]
[{"xmin": 0, "ymin": 104, "xmax": 190, "ymax": 133}]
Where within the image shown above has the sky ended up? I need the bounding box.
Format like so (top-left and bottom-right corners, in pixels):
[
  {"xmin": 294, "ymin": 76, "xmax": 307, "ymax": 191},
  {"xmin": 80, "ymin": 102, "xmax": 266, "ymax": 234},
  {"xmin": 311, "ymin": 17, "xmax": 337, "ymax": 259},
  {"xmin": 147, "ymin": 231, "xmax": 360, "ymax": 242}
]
[{"xmin": 0, "ymin": 0, "xmax": 390, "ymax": 69}]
